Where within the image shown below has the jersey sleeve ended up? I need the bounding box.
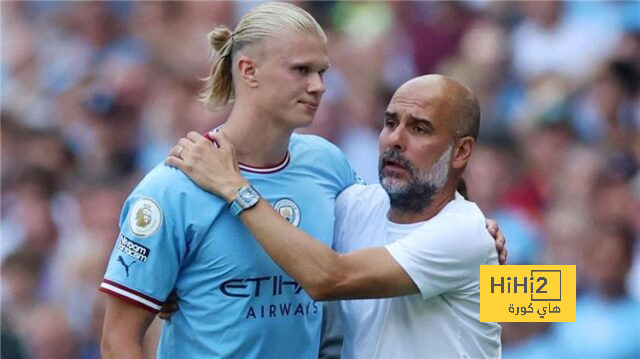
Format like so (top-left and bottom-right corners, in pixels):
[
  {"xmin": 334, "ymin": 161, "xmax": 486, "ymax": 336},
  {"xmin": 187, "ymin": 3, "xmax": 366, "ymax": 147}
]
[
  {"xmin": 384, "ymin": 213, "xmax": 493, "ymax": 300},
  {"xmin": 99, "ymin": 166, "xmax": 191, "ymax": 312},
  {"xmin": 335, "ymin": 149, "xmax": 365, "ymax": 191},
  {"xmin": 332, "ymin": 186, "xmax": 355, "ymax": 252},
  {"xmin": 312, "ymin": 135, "xmax": 365, "ymax": 191}
]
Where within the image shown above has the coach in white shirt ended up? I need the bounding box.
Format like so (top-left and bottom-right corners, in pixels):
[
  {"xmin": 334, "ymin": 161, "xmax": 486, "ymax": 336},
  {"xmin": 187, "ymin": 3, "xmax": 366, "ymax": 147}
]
[
  {"xmin": 333, "ymin": 186, "xmax": 499, "ymax": 358},
  {"xmin": 170, "ymin": 74, "xmax": 502, "ymax": 358}
]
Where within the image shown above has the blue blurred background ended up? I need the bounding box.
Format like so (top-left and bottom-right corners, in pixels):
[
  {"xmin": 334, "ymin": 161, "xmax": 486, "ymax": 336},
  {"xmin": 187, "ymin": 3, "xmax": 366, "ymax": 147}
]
[{"xmin": 1, "ymin": 1, "xmax": 639, "ymax": 358}]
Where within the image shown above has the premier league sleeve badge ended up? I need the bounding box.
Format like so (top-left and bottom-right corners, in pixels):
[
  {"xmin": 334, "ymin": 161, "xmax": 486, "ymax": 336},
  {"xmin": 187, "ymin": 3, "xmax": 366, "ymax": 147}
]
[{"xmin": 128, "ymin": 197, "xmax": 163, "ymax": 238}]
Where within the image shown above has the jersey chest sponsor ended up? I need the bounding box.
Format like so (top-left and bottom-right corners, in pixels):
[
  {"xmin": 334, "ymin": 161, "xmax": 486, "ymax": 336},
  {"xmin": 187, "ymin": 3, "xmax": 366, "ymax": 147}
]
[
  {"xmin": 220, "ymin": 275, "xmax": 319, "ymax": 320},
  {"xmin": 245, "ymin": 300, "xmax": 319, "ymax": 319},
  {"xmin": 220, "ymin": 275, "xmax": 302, "ymax": 298}
]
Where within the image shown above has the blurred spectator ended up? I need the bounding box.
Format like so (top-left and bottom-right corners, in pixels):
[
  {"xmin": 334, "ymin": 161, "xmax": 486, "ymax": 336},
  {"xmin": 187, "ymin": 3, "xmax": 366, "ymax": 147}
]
[
  {"xmin": 591, "ymin": 161, "xmax": 637, "ymax": 226},
  {"xmin": 22, "ymin": 304, "xmax": 79, "ymax": 359},
  {"xmin": 511, "ymin": 1, "xmax": 620, "ymax": 83},
  {"xmin": 505, "ymin": 120, "xmax": 574, "ymax": 223},
  {"xmin": 572, "ymin": 59, "xmax": 640, "ymax": 147},
  {"xmin": 465, "ymin": 143, "xmax": 541, "ymax": 265},
  {"xmin": 402, "ymin": 2, "xmax": 474, "ymax": 75},
  {"xmin": 504, "ymin": 221, "xmax": 640, "ymax": 358},
  {"xmin": 439, "ymin": 16, "xmax": 522, "ymax": 138},
  {"xmin": 1, "ymin": 248, "xmax": 44, "ymax": 329},
  {"xmin": 546, "ymin": 222, "xmax": 640, "ymax": 358}
]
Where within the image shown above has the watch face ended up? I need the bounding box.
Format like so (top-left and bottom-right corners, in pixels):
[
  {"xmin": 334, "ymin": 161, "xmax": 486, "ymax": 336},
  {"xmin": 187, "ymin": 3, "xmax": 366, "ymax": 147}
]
[
  {"xmin": 238, "ymin": 186, "xmax": 258, "ymax": 207},
  {"xmin": 230, "ymin": 186, "xmax": 260, "ymax": 216}
]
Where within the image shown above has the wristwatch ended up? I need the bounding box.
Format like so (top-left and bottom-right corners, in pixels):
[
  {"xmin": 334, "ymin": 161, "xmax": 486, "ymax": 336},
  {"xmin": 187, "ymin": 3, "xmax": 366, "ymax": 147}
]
[{"xmin": 229, "ymin": 185, "xmax": 261, "ymax": 216}]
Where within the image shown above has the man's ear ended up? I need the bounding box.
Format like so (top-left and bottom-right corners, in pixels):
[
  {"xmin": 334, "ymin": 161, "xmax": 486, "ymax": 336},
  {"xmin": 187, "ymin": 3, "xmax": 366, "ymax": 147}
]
[
  {"xmin": 237, "ymin": 56, "xmax": 258, "ymax": 88},
  {"xmin": 452, "ymin": 136, "xmax": 475, "ymax": 170}
]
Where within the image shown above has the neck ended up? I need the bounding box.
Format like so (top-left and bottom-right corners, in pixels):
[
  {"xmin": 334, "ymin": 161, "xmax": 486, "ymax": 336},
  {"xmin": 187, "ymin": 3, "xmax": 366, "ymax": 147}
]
[
  {"xmin": 221, "ymin": 102, "xmax": 292, "ymax": 167},
  {"xmin": 387, "ymin": 179, "xmax": 458, "ymax": 224}
]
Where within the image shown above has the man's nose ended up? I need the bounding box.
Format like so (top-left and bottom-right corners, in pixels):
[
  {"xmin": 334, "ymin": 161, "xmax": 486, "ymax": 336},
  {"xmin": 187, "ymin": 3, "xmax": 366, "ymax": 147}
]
[
  {"xmin": 308, "ymin": 73, "xmax": 325, "ymax": 94},
  {"xmin": 385, "ymin": 126, "xmax": 407, "ymax": 152}
]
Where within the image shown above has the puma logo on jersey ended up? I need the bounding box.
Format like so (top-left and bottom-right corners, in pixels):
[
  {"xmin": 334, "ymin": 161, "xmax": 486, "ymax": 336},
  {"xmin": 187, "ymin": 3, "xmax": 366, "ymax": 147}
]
[{"xmin": 117, "ymin": 256, "xmax": 135, "ymax": 277}]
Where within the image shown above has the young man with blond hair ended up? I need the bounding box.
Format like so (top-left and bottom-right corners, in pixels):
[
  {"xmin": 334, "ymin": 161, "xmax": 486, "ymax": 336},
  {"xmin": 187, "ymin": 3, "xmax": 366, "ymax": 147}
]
[{"xmin": 100, "ymin": 3, "xmax": 361, "ymax": 358}]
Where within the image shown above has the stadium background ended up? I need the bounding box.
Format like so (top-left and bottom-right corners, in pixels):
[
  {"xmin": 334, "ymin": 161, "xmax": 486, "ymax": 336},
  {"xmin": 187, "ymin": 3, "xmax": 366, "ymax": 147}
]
[{"xmin": 1, "ymin": 1, "xmax": 639, "ymax": 358}]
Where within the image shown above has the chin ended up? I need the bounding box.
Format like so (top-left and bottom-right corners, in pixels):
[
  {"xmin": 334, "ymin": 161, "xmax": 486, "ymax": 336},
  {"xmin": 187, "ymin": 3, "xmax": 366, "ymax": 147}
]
[
  {"xmin": 298, "ymin": 117, "xmax": 315, "ymax": 128},
  {"xmin": 285, "ymin": 113, "xmax": 315, "ymax": 130},
  {"xmin": 381, "ymin": 170, "xmax": 408, "ymax": 183},
  {"xmin": 381, "ymin": 176, "xmax": 408, "ymax": 192}
]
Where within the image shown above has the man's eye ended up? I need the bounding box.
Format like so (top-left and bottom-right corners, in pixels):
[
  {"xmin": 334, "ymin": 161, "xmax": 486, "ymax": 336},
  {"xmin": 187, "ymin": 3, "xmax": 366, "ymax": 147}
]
[
  {"xmin": 295, "ymin": 66, "xmax": 309, "ymax": 75},
  {"xmin": 384, "ymin": 119, "xmax": 396, "ymax": 128}
]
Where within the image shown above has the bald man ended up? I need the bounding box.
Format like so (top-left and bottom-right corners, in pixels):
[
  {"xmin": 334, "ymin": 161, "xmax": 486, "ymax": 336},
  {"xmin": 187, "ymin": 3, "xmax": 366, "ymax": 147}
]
[{"xmin": 168, "ymin": 75, "xmax": 501, "ymax": 358}]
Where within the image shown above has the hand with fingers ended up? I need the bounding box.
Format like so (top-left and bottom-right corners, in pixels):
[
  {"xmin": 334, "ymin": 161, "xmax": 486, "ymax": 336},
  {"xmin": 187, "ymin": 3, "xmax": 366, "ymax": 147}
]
[
  {"xmin": 486, "ymin": 219, "xmax": 507, "ymax": 265},
  {"xmin": 166, "ymin": 131, "xmax": 249, "ymax": 203},
  {"xmin": 158, "ymin": 291, "xmax": 179, "ymax": 321}
]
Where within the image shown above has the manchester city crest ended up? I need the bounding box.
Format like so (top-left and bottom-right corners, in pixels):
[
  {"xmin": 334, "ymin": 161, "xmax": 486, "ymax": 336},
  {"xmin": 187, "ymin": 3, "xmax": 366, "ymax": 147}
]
[{"xmin": 273, "ymin": 198, "xmax": 301, "ymax": 227}]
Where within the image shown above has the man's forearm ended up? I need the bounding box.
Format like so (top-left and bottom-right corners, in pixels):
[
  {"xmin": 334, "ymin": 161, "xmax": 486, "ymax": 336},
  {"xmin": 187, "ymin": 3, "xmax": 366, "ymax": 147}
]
[
  {"xmin": 213, "ymin": 175, "xmax": 418, "ymax": 300},
  {"xmin": 238, "ymin": 199, "xmax": 345, "ymax": 300},
  {"xmin": 101, "ymin": 296, "xmax": 156, "ymax": 359},
  {"xmin": 102, "ymin": 335, "xmax": 146, "ymax": 359}
]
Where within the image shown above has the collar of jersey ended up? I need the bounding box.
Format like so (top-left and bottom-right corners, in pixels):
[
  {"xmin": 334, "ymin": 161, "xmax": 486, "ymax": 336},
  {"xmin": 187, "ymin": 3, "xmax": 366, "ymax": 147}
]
[{"xmin": 211, "ymin": 126, "xmax": 291, "ymax": 174}]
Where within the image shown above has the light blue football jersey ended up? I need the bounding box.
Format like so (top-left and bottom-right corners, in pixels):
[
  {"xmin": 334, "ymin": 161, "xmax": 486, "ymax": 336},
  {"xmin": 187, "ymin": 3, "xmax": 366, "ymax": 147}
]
[{"xmin": 100, "ymin": 134, "xmax": 361, "ymax": 358}]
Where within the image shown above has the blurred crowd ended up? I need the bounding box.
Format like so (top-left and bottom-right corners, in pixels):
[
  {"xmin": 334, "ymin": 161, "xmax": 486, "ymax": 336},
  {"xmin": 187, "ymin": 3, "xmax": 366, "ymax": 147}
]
[{"xmin": 1, "ymin": 1, "xmax": 639, "ymax": 358}]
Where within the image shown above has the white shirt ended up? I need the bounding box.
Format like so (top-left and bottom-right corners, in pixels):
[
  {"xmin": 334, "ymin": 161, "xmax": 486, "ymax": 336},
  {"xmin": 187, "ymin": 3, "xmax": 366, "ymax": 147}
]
[{"xmin": 333, "ymin": 184, "xmax": 501, "ymax": 359}]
